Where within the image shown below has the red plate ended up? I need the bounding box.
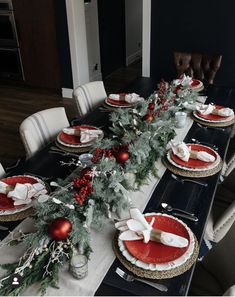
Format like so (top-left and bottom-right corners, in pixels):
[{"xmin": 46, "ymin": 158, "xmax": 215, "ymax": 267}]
[
  {"xmin": 171, "ymin": 143, "xmax": 217, "ymax": 168},
  {"xmin": 58, "ymin": 125, "xmax": 98, "ymax": 145},
  {"xmin": 107, "ymin": 93, "xmax": 132, "ymax": 107},
  {"xmin": 196, "ymin": 105, "xmax": 231, "ymax": 121},
  {"xmin": 124, "ymin": 215, "xmax": 190, "ymax": 264},
  {"xmin": 0, "ymin": 176, "xmax": 39, "ymax": 211},
  {"xmin": 191, "ymin": 79, "xmax": 201, "ymax": 87}
]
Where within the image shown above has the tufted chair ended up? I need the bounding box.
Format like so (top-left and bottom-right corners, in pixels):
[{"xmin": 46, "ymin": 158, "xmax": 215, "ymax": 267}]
[
  {"xmin": 73, "ymin": 81, "xmax": 107, "ymax": 117},
  {"xmin": 19, "ymin": 107, "xmax": 69, "ymax": 158},
  {"xmin": 174, "ymin": 52, "xmax": 222, "ymax": 84},
  {"xmin": 0, "ymin": 163, "xmax": 5, "ymax": 178},
  {"xmin": 190, "ymin": 221, "xmax": 235, "ymax": 296}
]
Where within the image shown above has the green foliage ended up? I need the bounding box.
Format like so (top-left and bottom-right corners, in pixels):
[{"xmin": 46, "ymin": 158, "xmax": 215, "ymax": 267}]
[{"xmin": 0, "ymin": 78, "xmax": 199, "ymax": 295}]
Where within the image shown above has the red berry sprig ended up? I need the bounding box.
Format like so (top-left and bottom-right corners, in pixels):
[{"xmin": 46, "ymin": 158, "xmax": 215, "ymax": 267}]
[
  {"xmin": 73, "ymin": 174, "xmax": 94, "ymax": 207},
  {"xmin": 148, "ymin": 102, "xmax": 155, "ymax": 110},
  {"xmin": 91, "ymin": 147, "xmax": 113, "ymax": 163}
]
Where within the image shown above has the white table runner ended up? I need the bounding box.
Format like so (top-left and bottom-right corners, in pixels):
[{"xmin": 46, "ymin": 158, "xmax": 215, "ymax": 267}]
[{"xmin": 0, "ymin": 115, "xmax": 195, "ymax": 296}]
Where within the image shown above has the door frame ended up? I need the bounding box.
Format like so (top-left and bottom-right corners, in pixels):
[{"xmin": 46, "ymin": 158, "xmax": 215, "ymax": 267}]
[
  {"xmin": 142, "ymin": 0, "xmax": 151, "ymax": 77},
  {"xmin": 63, "ymin": 0, "xmax": 151, "ymax": 98}
]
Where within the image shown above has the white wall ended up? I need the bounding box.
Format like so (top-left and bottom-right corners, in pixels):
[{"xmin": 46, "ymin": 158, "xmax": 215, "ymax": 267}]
[
  {"xmin": 65, "ymin": 0, "xmax": 89, "ymax": 89},
  {"xmin": 125, "ymin": 0, "xmax": 143, "ymax": 66},
  {"xmin": 84, "ymin": 0, "xmax": 102, "ymax": 81}
]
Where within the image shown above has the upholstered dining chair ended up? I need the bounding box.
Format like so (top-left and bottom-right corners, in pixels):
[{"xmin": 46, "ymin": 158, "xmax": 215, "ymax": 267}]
[
  {"xmin": 205, "ymin": 166, "xmax": 235, "ymax": 243},
  {"xmin": 19, "ymin": 107, "xmax": 69, "ymax": 157},
  {"xmin": 0, "ymin": 163, "xmax": 5, "ymax": 178},
  {"xmin": 174, "ymin": 52, "xmax": 222, "ymax": 85},
  {"xmin": 73, "ymin": 81, "xmax": 107, "ymax": 117},
  {"xmin": 190, "ymin": 221, "xmax": 235, "ymax": 296}
]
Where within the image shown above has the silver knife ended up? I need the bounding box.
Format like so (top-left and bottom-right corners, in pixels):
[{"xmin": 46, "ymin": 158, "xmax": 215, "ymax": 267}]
[
  {"xmin": 172, "ymin": 212, "xmax": 198, "ymax": 222},
  {"xmin": 0, "ymin": 225, "xmax": 9, "ymax": 231}
]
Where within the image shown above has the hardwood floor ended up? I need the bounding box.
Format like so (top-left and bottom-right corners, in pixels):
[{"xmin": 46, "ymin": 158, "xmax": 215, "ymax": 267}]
[
  {"xmin": 103, "ymin": 59, "xmax": 142, "ymax": 93},
  {"xmin": 0, "ymin": 60, "xmax": 141, "ymax": 168},
  {"xmin": 0, "ymin": 85, "xmax": 77, "ymax": 167}
]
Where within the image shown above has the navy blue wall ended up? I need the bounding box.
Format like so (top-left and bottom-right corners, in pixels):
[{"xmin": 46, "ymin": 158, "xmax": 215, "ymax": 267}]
[
  {"xmin": 54, "ymin": 0, "xmax": 73, "ymax": 89},
  {"xmin": 150, "ymin": 0, "xmax": 235, "ymax": 86}
]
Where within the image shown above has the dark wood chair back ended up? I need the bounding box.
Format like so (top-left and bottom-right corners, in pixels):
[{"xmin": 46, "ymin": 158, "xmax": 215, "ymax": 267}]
[{"xmin": 174, "ymin": 52, "xmax": 222, "ymax": 84}]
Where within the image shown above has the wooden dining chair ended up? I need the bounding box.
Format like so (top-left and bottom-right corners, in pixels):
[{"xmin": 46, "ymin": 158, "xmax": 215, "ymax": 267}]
[
  {"xmin": 190, "ymin": 221, "xmax": 235, "ymax": 296},
  {"xmin": 174, "ymin": 52, "xmax": 222, "ymax": 84},
  {"xmin": 73, "ymin": 81, "xmax": 107, "ymax": 117},
  {"xmin": 19, "ymin": 107, "xmax": 70, "ymax": 157}
]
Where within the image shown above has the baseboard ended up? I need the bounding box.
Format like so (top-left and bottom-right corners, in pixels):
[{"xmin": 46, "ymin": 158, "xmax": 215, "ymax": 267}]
[
  {"xmin": 62, "ymin": 88, "xmax": 73, "ymax": 98},
  {"xmin": 126, "ymin": 50, "xmax": 142, "ymax": 66}
]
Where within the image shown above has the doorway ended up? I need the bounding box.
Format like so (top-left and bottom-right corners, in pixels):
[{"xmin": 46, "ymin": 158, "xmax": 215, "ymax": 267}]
[
  {"xmin": 97, "ymin": 0, "xmax": 126, "ymax": 79},
  {"xmin": 96, "ymin": 0, "xmax": 143, "ymax": 92}
]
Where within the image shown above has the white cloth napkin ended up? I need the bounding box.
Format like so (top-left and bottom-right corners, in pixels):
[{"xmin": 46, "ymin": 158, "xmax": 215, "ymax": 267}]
[
  {"xmin": 115, "ymin": 208, "xmax": 188, "ymax": 248},
  {"xmin": 196, "ymin": 104, "xmax": 234, "ymax": 117},
  {"xmin": 168, "ymin": 140, "xmax": 215, "ymax": 162},
  {"xmin": 109, "ymin": 94, "xmax": 120, "ymax": 100},
  {"xmin": 63, "ymin": 128, "xmax": 80, "ymax": 136},
  {"xmin": 167, "ymin": 140, "xmax": 190, "ymax": 162},
  {"xmin": 195, "ymin": 151, "xmax": 215, "ymax": 162},
  {"xmin": 62, "ymin": 128, "xmax": 103, "ymax": 143},
  {"xmin": 0, "ymin": 181, "xmax": 47, "ymax": 206},
  {"xmin": 109, "ymin": 93, "xmax": 141, "ymax": 103},
  {"xmin": 173, "ymin": 74, "xmax": 193, "ymax": 87},
  {"xmin": 79, "ymin": 128, "xmax": 103, "ymax": 143}
]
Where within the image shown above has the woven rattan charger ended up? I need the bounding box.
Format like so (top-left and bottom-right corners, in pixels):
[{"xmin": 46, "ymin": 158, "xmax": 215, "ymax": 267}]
[
  {"xmin": 113, "ymin": 233, "xmax": 199, "ymax": 279},
  {"xmin": 0, "ymin": 207, "xmax": 35, "ymax": 222},
  {"xmin": 102, "ymin": 101, "xmax": 135, "ymax": 111},
  {"xmin": 55, "ymin": 141, "xmax": 93, "ymax": 154},
  {"xmin": 192, "ymin": 114, "xmax": 235, "ymax": 128},
  {"xmin": 163, "ymin": 157, "xmax": 223, "ymax": 178}
]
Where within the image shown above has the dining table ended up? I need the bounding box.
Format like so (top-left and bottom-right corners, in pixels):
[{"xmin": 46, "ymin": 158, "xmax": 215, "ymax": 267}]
[{"xmin": 0, "ymin": 77, "xmax": 235, "ymax": 296}]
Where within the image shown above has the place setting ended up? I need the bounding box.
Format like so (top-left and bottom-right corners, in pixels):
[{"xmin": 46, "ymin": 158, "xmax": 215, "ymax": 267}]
[
  {"xmin": 113, "ymin": 208, "xmax": 199, "ymax": 282},
  {"xmin": 0, "ymin": 175, "xmax": 48, "ymax": 221},
  {"xmin": 173, "ymin": 74, "xmax": 204, "ymax": 92},
  {"xmin": 163, "ymin": 140, "xmax": 222, "ymax": 178},
  {"xmin": 100, "ymin": 92, "xmax": 143, "ymax": 112},
  {"xmin": 192, "ymin": 103, "xmax": 235, "ymax": 127},
  {"xmin": 55, "ymin": 125, "xmax": 104, "ymax": 153}
]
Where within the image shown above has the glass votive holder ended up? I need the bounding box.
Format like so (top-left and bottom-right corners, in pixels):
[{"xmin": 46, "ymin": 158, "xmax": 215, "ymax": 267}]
[
  {"xmin": 69, "ymin": 254, "xmax": 88, "ymax": 279},
  {"xmin": 175, "ymin": 111, "xmax": 187, "ymax": 128},
  {"xmin": 79, "ymin": 153, "xmax": 93, "ymax": 166}
]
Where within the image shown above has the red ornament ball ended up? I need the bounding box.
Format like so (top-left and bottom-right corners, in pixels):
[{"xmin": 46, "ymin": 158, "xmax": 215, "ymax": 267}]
[
  {"xmin": 48, "ymin": 217, "xmax": 72, "ymax": 241},
  {"xmin": 115, "ymin": 151, "xmax": 129, "ymax": 164},
  {"xmin": 143, "ymin": 113, "xmax": 154, "ymax": 122},
  {"xmin": 80, "ymin": 167, "xmax": 93, "ymax": 180},
  {"xmin": 148, "ymin": 103, "xmax": 155, "ymax": 110}
]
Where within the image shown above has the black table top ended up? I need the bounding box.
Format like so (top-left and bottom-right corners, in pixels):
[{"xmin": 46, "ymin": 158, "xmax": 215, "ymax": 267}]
[
  {"xmin": 95, "ymin": 82, "xmax": 235, "ymax": 296},
  {"xmin": 1, "ymin": 78, "xmax": 235, "ymax": 296}
]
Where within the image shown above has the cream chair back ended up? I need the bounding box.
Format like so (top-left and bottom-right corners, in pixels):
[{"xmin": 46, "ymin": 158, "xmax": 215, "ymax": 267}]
[
  {"xmin": 19, "ymin": 107, "xmax": 69, "ymax": 157},
  {"xmin": 205, "ymin": 168, "xmax": 235, "ymax": 242},
  {"xmin": 73, "ymin": 81, "xmax": 107, "ymax": 117},
  {"xmin": 0, "ymin": 163, "xmax": 5, "ymax": 178},
  {"xmin": 191, "ymin": 221, "xmax": 235, "ymax": 295}
]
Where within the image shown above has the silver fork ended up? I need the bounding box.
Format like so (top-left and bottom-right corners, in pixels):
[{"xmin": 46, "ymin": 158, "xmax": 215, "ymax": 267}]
[
  {"xmin": 191, "ymin": 138, "xmax": 218, "ymax": 151},
  {"xmin": 0, "ymin": 225, "xmax": 8, "ymax": 231},
  {"xmin": 49, "ymin": 147, "xmax": 80, "ymax": 158},
  {"xmin": 171, "ymin": 174, "xmax": 208, "ymax": 187},
  {"xmin": 196, "ymin": 122, "xmax": 225, "ymax": 131},
  {"xmin": 115, "ymin": 267, "xmax": 168, "ymax": 292}
]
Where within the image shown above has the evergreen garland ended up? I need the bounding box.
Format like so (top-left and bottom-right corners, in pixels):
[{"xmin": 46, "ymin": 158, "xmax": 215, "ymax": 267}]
[{"xmin": 0, "ymin": 77, "xmax": 199, "ymax": 295}]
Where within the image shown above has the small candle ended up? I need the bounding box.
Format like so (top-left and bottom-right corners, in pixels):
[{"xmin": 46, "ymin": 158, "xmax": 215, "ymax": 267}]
[
  {"xmin": 175, "ymin": 112, "xmax": 187, "ymax": 128},
  {"xmin": 69, "ymin": 254, "xmax": 88, "ymax": 279}
]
